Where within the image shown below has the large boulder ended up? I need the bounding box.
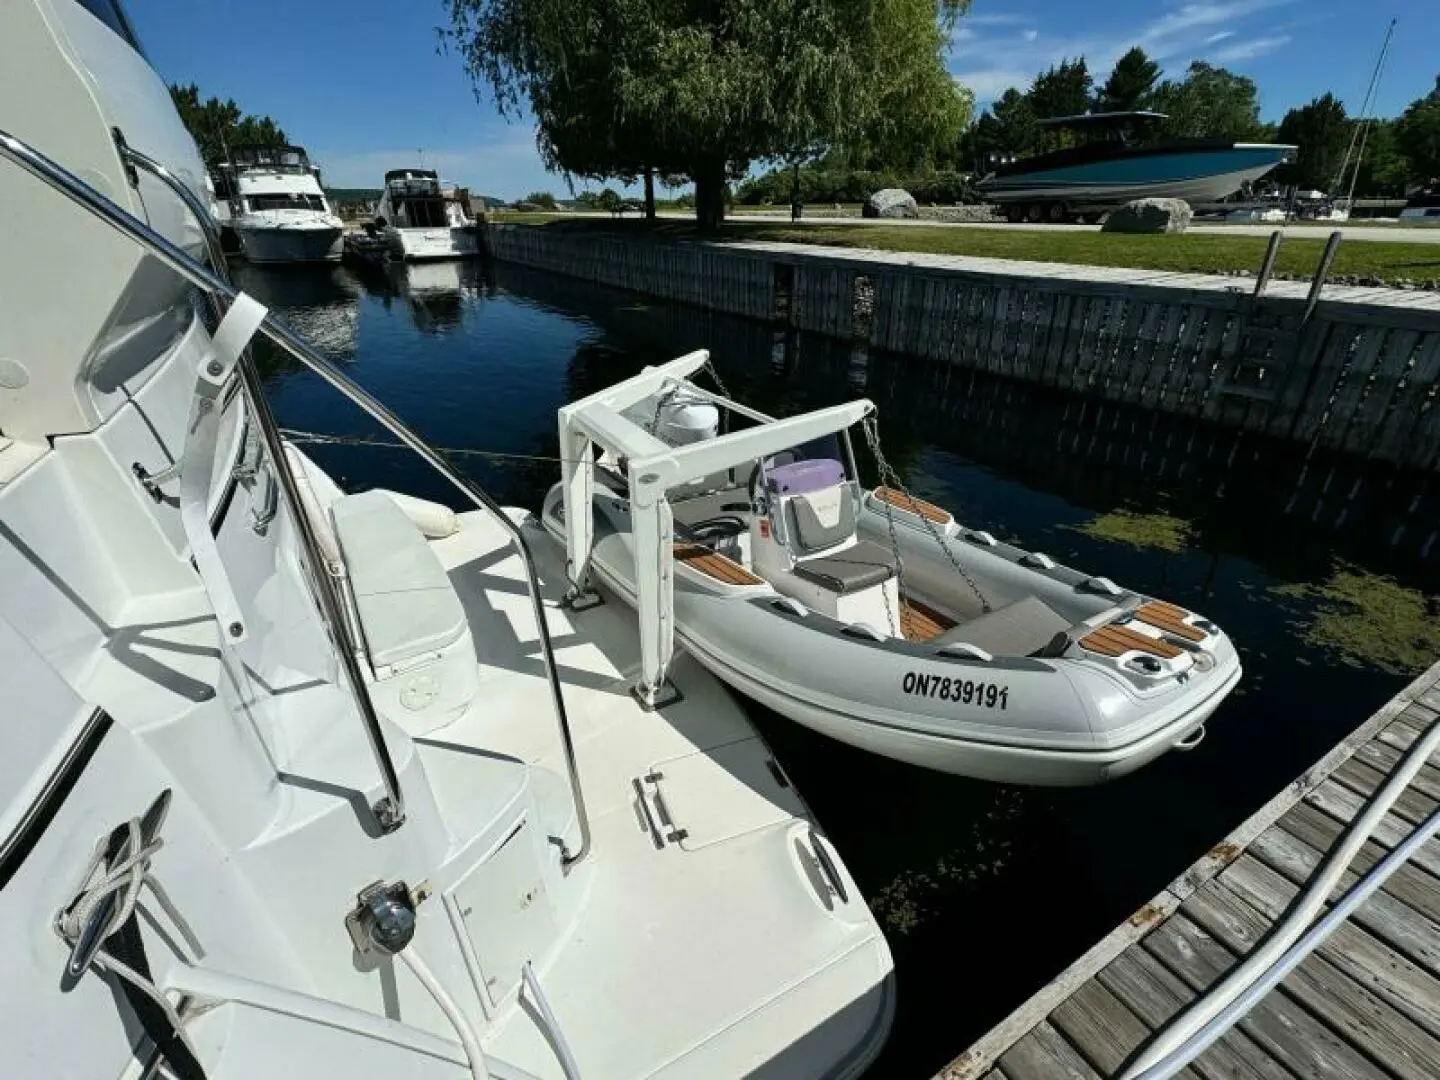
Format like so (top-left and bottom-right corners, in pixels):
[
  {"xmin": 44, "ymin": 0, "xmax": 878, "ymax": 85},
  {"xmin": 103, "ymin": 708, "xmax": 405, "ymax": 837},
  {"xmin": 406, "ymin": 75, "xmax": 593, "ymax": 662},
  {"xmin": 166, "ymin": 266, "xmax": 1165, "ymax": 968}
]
[
  {"xmin": 1101, "ymin": 198, "xmax": 1193, "ymax": 234},
  {"xmin": 863, "ymin": 188, "xmax": 919, "ymax": 219}
]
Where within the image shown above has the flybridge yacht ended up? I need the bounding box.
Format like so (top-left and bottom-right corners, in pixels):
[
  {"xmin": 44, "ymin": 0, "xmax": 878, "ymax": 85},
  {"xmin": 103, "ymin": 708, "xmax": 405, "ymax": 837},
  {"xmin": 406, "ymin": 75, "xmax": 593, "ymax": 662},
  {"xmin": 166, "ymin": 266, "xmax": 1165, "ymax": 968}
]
[
  {"xmin": 0, "ymin": 3, "xmax": 894, "ymax": 1079},
  {"xmin": 374, "ymin": 168, "xmax": 483, "ymax": 260},
  {"xmin": 219, "ymin": 144, "xmax": 344, "ymax": 263},
  {"xmin": 977, "ymin": 111, "xmax": 1295, "ymax": 223}
]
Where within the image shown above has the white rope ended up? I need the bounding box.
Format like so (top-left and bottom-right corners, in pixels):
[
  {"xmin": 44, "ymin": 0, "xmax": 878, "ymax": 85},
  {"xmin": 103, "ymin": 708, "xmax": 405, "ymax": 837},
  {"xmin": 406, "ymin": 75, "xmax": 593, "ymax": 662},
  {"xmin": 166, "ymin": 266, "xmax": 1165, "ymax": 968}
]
[
  {"xmin": 399, "ymin": 949, "xmax": 491, "ymax": 1080},
  {"xmin": 56, "ymin": 813, "xmax": 202, "ymax": 1067}
]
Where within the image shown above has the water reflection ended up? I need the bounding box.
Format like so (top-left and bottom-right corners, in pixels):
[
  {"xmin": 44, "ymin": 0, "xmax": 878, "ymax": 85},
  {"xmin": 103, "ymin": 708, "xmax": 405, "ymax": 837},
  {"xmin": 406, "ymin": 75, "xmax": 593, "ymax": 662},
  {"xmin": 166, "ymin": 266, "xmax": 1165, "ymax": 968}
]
[
  {"xmin": 242, "ymin": 254, "xmax": 1440, "ymax": 1077},
  {"xmin": 229, "ymin": 260, "xmax": 360, "ymax": 363},
  {"xmin": 496, "ymin": 260, "xmax": 1440, "ymax": 574}
]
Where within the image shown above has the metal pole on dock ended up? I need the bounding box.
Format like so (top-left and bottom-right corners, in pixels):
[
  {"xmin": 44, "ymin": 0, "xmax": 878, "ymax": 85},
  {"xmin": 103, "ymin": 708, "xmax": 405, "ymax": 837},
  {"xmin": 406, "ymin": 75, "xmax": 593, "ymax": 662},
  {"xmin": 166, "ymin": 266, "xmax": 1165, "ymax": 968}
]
[
  {"xmin": 1302, "ymin": 231, "xmax": 1343, "ymax": 324},
  {"xmin": 1252, "ymin": 230, "xmax": 1283, "ymax": 298}
]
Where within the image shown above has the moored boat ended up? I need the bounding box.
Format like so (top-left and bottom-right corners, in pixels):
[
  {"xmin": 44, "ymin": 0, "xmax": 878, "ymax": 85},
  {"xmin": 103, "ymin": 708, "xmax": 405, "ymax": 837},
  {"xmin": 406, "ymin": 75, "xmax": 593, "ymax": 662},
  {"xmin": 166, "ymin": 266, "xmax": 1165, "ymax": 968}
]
[
  {"xmin": 221, "ymin": 144, "xmax": 344, "ymax": 262},
  {"xmin": 977, "ymin": 111, "xmax": 1295, "ymax": 223},
  {"xmin": 374, "ymin": 168, "xmax": 483, "ymax": 260},
  {"xmin": 543, "ymin": 354, "xmax": 1242, "ymax": 785}
]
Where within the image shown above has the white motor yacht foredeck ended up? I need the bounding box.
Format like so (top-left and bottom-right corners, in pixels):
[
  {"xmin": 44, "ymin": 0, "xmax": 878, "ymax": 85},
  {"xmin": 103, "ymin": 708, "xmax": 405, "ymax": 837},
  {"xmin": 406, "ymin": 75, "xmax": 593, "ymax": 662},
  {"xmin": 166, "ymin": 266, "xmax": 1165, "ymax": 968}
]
[{"xmin": 0, "ymin": 4, "xmax": 894, "ymax": 1078}]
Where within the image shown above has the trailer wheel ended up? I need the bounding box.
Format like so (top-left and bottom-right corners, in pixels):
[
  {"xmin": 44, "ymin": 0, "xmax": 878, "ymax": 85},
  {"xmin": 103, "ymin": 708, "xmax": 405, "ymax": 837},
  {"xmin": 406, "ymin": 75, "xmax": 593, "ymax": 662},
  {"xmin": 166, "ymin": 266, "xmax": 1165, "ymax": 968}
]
[
  {"xmin": 1025, "ymin": 203, "xmax": 1044, "ymax": 223},
  {"xmin": 1047, "ymin": 202, "xmax": 1068, "ymax": 223},
  {"xmin": 1004, "ymin": 204, "xmax": 1025, "ymax": 223}
]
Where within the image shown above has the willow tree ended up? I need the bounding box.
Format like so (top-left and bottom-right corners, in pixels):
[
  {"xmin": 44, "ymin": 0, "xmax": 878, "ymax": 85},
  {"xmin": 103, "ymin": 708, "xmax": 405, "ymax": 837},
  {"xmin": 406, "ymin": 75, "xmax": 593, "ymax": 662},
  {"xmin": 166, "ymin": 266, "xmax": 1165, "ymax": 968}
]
[{"xmin": 444, "ymin": 0, "xmax": 972, "ymax": 230}]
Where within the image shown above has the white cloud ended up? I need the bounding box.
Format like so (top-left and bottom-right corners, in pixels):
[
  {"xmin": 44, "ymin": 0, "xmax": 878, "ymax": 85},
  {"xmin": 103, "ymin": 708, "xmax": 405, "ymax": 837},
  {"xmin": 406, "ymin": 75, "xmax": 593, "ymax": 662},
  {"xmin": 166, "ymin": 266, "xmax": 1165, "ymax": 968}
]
[
  {"xmin": 1211, "ymin": 34, "xmax": 1293, "ymax": 62},
  {"xmin": 951, "ymin": 0, "xmax": 1297, "ymax": 106},
  {"xmin": 965, "ymin": 13, "xmax": 1037, "ymax": 26},
  {"xmin": 958, "ymin": 69, "xmax": 1037, "ymax": 100}
]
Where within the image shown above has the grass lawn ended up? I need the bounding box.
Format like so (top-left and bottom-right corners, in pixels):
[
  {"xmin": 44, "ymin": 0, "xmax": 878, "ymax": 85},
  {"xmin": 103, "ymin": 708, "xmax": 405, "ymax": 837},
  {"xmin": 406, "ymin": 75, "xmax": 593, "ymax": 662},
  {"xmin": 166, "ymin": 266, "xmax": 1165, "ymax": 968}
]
[{"xmin": 488, "ymin": 214, "xmax": 1440, "ymax": 285}]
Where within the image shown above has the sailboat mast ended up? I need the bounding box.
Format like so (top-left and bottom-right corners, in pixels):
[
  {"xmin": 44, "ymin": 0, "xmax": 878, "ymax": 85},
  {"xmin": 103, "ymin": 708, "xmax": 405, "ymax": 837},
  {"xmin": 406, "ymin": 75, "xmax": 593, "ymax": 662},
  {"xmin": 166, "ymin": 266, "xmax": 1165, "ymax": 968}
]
[{"xmin": 1333, "ymin": 18, "xmax": 1397, "ymax": 203}]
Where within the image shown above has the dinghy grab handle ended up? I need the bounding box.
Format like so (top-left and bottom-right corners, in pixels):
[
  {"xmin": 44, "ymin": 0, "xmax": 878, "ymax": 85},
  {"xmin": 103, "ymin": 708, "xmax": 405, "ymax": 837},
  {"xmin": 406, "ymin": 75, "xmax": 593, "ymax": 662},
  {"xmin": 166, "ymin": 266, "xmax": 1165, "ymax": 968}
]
[{"xmin": 1171, "ymin": 725, "xmax": 1206, "ymax": 752}]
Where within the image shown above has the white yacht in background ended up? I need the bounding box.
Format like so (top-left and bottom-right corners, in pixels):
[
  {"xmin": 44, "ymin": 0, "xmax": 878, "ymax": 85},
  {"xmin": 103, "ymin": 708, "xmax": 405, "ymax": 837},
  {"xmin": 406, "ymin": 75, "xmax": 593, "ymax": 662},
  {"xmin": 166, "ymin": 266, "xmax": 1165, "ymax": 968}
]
[
  {"xmin": 221, "ymin": 143, "xmax": 344, "ymax": 263},
  {"xmin": 0, "ymin": 3, "xmax": 894, "ymax": 1080},
  {"xmin": 374, "ymin": 168, "xmax": 483, "ymax": 260}
]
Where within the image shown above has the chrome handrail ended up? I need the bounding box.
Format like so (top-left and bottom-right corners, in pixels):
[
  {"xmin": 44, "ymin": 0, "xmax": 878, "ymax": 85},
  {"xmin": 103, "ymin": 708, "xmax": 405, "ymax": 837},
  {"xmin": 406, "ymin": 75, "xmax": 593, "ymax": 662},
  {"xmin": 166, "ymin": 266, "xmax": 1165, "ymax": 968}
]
[
  {"xmin": 1, "ymin": 128, "xmax": 591, "ymax": 866},
  {"xmin": 109, "ymin": 134, "xmax": 404, "ymax": 834}
]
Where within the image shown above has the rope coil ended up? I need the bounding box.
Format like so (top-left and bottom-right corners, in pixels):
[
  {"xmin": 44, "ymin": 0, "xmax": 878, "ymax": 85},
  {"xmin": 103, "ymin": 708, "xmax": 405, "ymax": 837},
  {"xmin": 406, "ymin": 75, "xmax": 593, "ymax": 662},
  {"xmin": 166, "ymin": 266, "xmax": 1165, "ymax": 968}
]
[{"xmin": 55, "ymin": 795, "xmax": 203, "ymax": 1070}]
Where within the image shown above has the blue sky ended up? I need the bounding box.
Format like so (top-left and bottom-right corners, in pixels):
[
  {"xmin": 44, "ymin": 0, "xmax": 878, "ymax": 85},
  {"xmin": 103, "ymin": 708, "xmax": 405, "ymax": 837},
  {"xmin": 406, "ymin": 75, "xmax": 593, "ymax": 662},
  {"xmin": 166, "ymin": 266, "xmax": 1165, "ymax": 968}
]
[{"xmin": 129, "ymin": 1, "xmax": 1436, "ymax": 199}]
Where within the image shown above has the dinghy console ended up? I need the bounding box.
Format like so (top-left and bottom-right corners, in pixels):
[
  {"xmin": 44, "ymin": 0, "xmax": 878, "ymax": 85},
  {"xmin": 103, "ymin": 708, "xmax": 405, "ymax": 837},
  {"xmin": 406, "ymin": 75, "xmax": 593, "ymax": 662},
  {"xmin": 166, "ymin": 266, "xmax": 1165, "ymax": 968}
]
[{"xmin": 753, "ymin": 459, "xmax": 901, "ymax": 635}]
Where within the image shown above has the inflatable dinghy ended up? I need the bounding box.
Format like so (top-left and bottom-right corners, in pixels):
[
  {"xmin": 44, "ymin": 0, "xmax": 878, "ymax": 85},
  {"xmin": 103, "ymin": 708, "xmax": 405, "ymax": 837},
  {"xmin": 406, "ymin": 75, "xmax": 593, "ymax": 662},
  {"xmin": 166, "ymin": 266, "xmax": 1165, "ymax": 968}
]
[{"xmin": 542, "ymin": 352, "xmax": 1241, "ymax": 785}]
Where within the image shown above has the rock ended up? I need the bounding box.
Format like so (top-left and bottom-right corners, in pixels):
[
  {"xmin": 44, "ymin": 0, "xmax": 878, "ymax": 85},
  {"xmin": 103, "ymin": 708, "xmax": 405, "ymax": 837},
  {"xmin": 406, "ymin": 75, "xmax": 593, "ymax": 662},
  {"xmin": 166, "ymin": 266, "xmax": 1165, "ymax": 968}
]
[
  {"xmin": 919, "ymin": 204, "xmax": 1003, "ymax": 224},
  {"xmin": 1101, "ymin": 198, "xmax": 1193, "ymax": 234},
  {"xmin": 863, "ymin": 188, "xmax": 918, "ymax": 219}
]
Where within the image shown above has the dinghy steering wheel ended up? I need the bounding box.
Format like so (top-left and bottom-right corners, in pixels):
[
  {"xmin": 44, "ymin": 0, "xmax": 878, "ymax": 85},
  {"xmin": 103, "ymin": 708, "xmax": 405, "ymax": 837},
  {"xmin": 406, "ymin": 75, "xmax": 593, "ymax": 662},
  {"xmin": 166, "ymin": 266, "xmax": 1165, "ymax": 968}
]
[{"xmin": 689, "ymin": 516, "xmax": 748, "ymax": 545}]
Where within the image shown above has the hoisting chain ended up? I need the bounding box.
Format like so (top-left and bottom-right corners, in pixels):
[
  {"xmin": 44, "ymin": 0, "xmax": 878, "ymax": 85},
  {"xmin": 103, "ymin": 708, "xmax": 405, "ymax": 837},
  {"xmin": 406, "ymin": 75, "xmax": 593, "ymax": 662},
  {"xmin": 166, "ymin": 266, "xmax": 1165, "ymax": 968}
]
[{"xmin": 861, "ymin": 415, "xmax": 991, "ymax": 616}]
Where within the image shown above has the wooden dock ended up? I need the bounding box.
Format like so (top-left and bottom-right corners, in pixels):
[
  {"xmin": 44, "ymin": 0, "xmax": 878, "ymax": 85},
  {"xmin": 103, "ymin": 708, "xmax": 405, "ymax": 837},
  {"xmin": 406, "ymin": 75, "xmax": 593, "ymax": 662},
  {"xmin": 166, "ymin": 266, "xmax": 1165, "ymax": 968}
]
[
  {"xmin": 938, "ymin": 659, "xmax": 1440, "ymax": 1080},
  {"xmin": 485, "ymin": 225, "xmax": 1440, "ymax": 473}
]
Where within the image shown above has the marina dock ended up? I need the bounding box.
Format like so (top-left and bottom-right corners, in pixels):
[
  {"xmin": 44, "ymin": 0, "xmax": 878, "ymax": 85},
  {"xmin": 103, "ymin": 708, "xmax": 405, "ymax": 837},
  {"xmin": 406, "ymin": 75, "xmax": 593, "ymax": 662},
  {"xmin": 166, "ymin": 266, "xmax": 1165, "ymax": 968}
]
[
  {"xmin": 938, "ymin": 658, "xmax": 1440, "ymax": 1080},
  {"xmin": 486, "ymin": 225, "xmax": 1440, "ymax": 473}
]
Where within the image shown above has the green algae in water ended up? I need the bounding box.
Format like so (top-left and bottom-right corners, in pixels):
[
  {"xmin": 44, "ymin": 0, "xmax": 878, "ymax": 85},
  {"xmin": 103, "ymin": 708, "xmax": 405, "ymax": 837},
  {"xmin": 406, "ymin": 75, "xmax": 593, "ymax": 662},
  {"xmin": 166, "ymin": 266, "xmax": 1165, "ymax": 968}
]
[
  {"xmin": 1272, "ymin": 563, "xmax": 1440, "ymax": 676},
  {"xmin": 1068, "ymin": 509, "xmax": 1194, "ymax": 554},
  {"xmin": 867, "ymin": 788, "xmax": 1023, "ymax": 934}
]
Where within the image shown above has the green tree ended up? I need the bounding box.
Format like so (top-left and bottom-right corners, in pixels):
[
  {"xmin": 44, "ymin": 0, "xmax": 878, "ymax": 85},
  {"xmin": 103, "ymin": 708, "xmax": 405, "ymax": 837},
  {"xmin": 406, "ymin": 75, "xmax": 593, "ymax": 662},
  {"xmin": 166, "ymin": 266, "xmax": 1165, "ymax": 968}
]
[
  {"xmin": 1396, "ymin": 77, "xmax": 1440, "ymax": 184},
  {"xmin": 523, "ymin": 190, "xmax": 559, "ymax": 209},
  {"xmin": 1028, "ymin": 57, "xmax": 1092, "ymax": 121},
  {"xmin": 1149, "ymin": 62, "xmax": 1264, "ymax": 142},
  {"xmin": 1094, "ymin": 47, "xmax": 1160, "ymax": 113},
  {"xmin": 596, "ymin": 187, "xmax": 622, "ymax": 213},
  {"xmin": 443, "ymin": 0, "xmax": 972, "ymax": 231},
  {"xmin": 1277, "ymin": 93, "xmax": 1349, "ymax": 190},
  {"xmin": 963, "ymin": 87, "xmax": 1037, "ymax": 169},
  {"xmin": 1351, "ymin": 120, "xmax": 1411, "ymax": 196},
  {"xmin": 169, "ymin": 83, "xmax": 288, "ymax": 166}
]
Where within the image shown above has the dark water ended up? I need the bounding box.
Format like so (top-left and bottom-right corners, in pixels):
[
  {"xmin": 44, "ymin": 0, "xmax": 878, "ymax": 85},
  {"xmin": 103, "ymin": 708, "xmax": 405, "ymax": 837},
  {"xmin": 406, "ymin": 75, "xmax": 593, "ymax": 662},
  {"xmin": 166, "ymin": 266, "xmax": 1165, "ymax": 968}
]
[{"xmin": 236, "ymin": 256, "xmax": 1440, "ymax": 1077}]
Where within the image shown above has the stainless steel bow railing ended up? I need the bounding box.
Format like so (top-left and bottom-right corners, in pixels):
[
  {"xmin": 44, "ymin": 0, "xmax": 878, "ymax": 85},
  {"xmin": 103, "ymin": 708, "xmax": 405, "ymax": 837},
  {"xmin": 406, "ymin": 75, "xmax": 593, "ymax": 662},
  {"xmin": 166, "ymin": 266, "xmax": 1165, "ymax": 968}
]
[{"xmin": 0, "ymin": 128, "xmax": 591, "ymax": 868}]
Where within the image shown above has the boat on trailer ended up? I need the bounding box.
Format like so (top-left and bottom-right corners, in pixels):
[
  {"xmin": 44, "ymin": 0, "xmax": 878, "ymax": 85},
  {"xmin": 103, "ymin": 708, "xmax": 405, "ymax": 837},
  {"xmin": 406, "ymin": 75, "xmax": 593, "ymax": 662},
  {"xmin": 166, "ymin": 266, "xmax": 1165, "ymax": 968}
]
[
  {"xmin": 543, "ymin": 353, "xmax": 1242, "ymax": 785},
  {"xmin": 0, "ymin": 3, "xmax": 893, "ymax": 1077},
  {"xmin": 977, "ymin": 111, "xmax": 1295, "ymax": 224}
]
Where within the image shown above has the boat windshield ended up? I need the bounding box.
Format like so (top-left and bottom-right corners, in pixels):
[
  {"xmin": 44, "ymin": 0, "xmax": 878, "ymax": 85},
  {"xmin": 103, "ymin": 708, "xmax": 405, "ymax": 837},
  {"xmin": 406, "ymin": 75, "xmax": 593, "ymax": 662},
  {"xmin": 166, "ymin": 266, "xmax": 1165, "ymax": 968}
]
[
  {"xmin": 232, "ymin": 146, "xmax": 314, "ymax": 173},
  {"xmin": 1036, "ymin": 110, "xmax": 1168, "ymax": 148},
  {"xmin": 248, "ymin": 193, "xmax": 327, "ymax": 212}
]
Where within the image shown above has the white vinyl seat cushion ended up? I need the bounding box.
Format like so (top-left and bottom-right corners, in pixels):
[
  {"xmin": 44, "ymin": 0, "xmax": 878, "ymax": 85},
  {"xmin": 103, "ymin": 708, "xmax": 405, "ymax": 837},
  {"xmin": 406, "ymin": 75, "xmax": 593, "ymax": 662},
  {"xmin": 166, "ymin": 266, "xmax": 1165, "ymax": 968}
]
[{"xmin": 330, "ymin": 490, "xmax": 468, "ymax": 669}]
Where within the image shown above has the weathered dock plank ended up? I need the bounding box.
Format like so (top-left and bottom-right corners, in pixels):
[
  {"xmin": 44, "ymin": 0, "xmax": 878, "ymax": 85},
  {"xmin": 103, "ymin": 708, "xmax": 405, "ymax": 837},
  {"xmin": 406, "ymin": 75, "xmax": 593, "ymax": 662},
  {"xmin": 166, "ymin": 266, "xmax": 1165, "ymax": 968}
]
[{"xmin": 937, "ymin": 659, "xmax": 1440, "ymax": 1080}]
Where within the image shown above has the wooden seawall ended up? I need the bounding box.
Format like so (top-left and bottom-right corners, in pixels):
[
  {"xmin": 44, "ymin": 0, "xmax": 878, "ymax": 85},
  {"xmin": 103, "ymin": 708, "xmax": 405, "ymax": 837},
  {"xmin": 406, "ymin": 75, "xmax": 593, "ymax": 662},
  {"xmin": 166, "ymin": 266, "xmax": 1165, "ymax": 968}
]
[
  {"xmin": 485, "ymin": 225, "xmax": 1440, "ymax": 473},
  {"xmin": 938, "ymin": 658, "xmax": 1440, "ymax": 1080}
]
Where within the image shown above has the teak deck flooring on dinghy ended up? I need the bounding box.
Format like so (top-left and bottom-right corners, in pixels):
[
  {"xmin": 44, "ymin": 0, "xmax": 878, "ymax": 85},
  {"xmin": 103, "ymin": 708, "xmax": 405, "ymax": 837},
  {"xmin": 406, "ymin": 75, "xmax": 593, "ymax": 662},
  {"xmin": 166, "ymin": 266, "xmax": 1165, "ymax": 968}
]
[
  {"xmin": 1133, "ymin": 600, "xmax": 1206, "ymax": 642},
  {"xmin": 673, "ymin": 542, "xmax": 764, "ymax": 586},
  {"xmin": 901, "ymin": 599, "xmax": 956, "ymax": 643},
  {"xmin": 1078, "ymin": 624, "xmax": 1184, "ymax": 659},
  {"xmin": 873, "ymin": 486, "xmax": 953, "ymax": 524}
]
